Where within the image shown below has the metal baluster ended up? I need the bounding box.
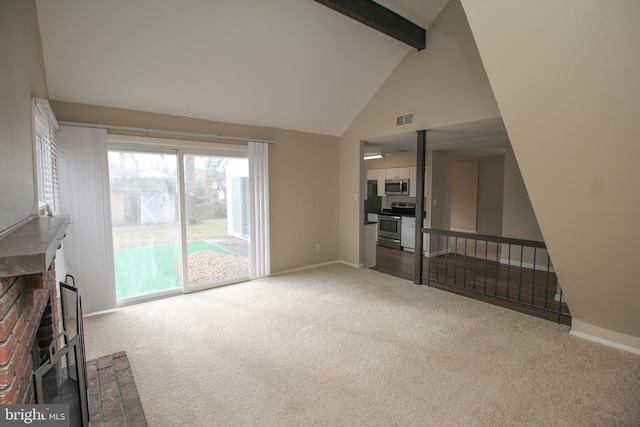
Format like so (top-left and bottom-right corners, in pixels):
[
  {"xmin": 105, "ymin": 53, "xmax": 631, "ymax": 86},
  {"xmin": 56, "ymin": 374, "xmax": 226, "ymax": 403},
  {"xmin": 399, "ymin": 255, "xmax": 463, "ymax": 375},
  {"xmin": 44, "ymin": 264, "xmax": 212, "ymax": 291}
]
[
  {"xmin": 473, "ymin": 238, "xmax": 478, "ymax": 291},
  {"xmin": 544, "ymin": 255, "xmax": 551, "ymax": 310},
  {"xmin": 518, "ymin": 245, "xmax": 524, "ymax": 302},
  {"xmin": 463, "ymin": 237, "xmax": 468, "ymax": 289},
  {"xmin": 506, "ymin": 244, "xmax": 512, "ymax": 300},
  {"xmin": 531, "ymin": 247, "xmax": 537, "ymax": 306}
]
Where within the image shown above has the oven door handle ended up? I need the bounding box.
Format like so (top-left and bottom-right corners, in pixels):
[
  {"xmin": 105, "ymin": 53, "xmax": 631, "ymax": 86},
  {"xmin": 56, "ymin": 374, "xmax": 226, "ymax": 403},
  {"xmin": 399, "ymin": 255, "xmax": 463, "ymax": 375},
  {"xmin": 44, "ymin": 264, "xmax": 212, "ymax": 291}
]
[{"xmin": 381, "ymin": 215, "xmax": 401, "ymax": 220}]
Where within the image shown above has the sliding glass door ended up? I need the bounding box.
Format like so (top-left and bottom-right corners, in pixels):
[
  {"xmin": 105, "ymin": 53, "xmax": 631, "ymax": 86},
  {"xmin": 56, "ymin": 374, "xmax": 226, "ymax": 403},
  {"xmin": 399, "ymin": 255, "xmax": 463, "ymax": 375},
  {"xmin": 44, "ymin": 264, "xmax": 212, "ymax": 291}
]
[
  {"xmin": 109, "ymin": 151, "xmax": 182, "ymax": 300},
  {"xmin": 181, "ymin": 154, "xmax": 250, "ymax": 291},
  {"xmin": 109, "ymin": 148, "xmax": 251, "ymax": 302}
]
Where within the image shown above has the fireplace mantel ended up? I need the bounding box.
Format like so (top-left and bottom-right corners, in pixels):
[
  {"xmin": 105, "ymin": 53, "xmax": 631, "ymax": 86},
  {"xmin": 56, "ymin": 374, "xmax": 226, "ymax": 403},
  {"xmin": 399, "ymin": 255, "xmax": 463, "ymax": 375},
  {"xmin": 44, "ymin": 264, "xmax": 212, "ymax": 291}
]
[{"xmin": 0, "ymin": 215, "xmax": 69, "ymax": 277}]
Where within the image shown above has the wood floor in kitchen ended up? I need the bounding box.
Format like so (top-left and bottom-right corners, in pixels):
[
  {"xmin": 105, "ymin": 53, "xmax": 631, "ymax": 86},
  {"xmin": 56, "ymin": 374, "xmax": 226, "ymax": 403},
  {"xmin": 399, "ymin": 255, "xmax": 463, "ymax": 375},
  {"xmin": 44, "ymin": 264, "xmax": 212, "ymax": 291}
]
[
  {"xmin": 371, "ymin": 244, "xmax": 570, "ymax": 324},
  {"xmin": 372, "ymin": 245, "xmax": 415, "ymax": 281}
]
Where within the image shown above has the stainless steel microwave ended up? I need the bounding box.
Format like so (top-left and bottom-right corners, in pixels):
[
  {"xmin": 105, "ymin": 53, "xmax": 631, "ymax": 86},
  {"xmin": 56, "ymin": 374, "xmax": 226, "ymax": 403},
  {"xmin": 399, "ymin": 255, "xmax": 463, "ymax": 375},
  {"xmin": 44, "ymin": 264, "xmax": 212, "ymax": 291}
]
[{"xmin": 385, "ymin": 179, "xmax": 409, "ymax": 195}]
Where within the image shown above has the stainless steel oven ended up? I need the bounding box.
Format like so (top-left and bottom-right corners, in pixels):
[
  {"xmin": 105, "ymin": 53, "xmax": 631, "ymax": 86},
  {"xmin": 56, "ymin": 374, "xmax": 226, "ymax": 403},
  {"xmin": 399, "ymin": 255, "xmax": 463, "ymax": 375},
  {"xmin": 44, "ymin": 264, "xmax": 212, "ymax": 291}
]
[{"xmin": 378, "ymin": 214, "xmax": 402, "ymax": 249}]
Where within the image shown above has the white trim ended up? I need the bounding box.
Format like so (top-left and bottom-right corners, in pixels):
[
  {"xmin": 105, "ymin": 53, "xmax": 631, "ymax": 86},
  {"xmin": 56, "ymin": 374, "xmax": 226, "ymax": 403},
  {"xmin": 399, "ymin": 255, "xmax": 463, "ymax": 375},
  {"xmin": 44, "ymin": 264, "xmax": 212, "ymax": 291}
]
[
  {"xmin": 341, "ymin": 260, "xmax": 361, "ymax": 268},
  {"xmin": 183, "ymin": 276, "xmax": 251, "ymax": 293},
  {"xmin": 61, "ymin": 121, "xmax": 274, "ymax": 144},
  {"xmin": 271, "ymin": 260, "xmax": 344, "ymax": 276},
  {"xmin": 499, "ymin": 258, "xmax": 556, "ymax": 273},
  {"xmin": 83, "ymin": 308, "xmax": 121, "ymax": 318},
  {"xmin": 570, "ymin": 319, "xmax": 640, "ymax": 355},
  {"xmin": 116, "ymin": 288, "xmax": 182, "ymax": 307},
  {"xmin": 425, "ymin": 249, "xmax": 448, "ymax": 258},
  {"xmin": 108, "ymin": 134, "xmax": 248, "ymax": 154},
  {"xmin": 178, "ymin": 150, "xmax": 189, "ymax": 294},
  {"xmin": 35, "ymin": 99, "xmax": 59, "ymax": 129}
]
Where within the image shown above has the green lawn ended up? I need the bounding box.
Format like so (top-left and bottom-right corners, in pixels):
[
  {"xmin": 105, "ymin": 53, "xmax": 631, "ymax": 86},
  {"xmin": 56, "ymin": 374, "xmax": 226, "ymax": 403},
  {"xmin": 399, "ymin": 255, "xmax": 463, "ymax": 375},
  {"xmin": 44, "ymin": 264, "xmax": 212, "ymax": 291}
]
[
  {"xmin": 112, "ymin": 219, "xmax": 228, "ymax": 250},
  {"xmin": 114, "ymin": 239, "xmax": 233, "ymax": 300}
]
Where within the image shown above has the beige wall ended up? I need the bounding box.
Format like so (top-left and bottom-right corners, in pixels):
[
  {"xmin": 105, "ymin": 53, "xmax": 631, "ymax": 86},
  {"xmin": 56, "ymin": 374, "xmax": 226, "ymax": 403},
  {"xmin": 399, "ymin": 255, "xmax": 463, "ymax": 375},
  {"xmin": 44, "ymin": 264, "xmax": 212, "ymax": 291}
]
[
  {"xmin": 450, "ymin": 153, "xmax": 505, "ymax": 236},
  {"xmin": 461, "ymin": 0, "xmax": 640, "ymax": 347},
  {"xmin": 340, "ymin": 0, "xmax": 501, "ymax": 265},
  {"xmin": 366, "ymin": 153, "xmax": 415, "ymax": 170},
  {"xmin": 51, "ymin": 101, "xmax": 341, "ymax": 274},
  {"xmin": 477, "ymin": 155, "xmax": 504, "ymax": 236},
  {"xmin": 501, "ymin": 147, "xmax": 542, "ymax": 241},
  {"xmin": 450, "ymin": 160, "xmax": 478, "ymax": 232},
  {"xmin": 0, "ymin": 0, "xmax": 49, "ymax": 231},
  {"xmin": 428, "ymin": 151, "xmax": 453, "ymax": 231}
]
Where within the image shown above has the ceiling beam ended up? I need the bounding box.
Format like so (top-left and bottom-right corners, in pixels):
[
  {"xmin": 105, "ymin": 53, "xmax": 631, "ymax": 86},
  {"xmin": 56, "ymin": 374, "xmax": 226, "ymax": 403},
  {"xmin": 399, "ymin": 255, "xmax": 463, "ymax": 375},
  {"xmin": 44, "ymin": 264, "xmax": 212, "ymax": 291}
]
[{"xmin": 313, "ymin": 0, "xmax": 426, "ymax": 50}]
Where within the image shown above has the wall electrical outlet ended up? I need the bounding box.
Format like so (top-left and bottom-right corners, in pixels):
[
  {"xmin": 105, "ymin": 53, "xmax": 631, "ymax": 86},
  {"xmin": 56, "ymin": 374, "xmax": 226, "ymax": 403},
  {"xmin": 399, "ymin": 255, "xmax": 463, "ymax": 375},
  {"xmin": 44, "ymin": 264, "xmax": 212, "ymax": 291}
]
[{"xmin": 316, "ymin": 244, "xmax": 320, "ymax": 251}]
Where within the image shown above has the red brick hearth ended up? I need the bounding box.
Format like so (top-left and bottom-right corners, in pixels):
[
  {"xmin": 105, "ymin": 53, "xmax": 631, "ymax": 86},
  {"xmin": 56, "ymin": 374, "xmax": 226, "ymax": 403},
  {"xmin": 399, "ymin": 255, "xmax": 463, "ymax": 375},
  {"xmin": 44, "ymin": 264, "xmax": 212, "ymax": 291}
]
[{"xmin": 0, "ymin": 264, "xmax": 61, "ymax": 404}]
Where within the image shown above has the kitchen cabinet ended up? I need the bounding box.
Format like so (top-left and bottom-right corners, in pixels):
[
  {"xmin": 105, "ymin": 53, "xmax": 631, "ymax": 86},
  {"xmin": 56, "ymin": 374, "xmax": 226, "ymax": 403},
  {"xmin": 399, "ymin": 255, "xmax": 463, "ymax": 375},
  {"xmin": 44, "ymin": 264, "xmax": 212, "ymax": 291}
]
[
  {"xmin": 401, "ymin": 216, "xmax": 416, "ymax": 251},
  {"xmin": 377, "ymin": 171, "xmax": 386, "ymax": 196},
  {"xmin": 367, "ymin": 213, "xmax": 379, "ymax": 243},
  {"xmin": 364, "ymin": 222, "xmax": 377, "ymax": 268},
  {"xmin": 369, "ymin": 167, "xmax": 422, "ymax": 196},
  {"xmin": 385, "ymin": 167, "xmax": 410, "ymax": 180},
  {"xmin": 367, "ymin": 169, "xmax": 386, "ymax": 197},
  {"xmin": 409, "ymin": 166, "xmax": 428, "ymax": 198}
]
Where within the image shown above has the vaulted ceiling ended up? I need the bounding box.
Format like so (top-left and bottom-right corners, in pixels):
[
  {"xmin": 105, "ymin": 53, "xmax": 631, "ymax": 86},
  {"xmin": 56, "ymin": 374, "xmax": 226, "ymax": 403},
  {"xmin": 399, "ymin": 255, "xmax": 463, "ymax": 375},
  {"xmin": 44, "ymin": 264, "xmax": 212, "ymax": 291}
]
[{"xmin": 36, "ymin": 0, "xmax": 449, "ymax": 137}]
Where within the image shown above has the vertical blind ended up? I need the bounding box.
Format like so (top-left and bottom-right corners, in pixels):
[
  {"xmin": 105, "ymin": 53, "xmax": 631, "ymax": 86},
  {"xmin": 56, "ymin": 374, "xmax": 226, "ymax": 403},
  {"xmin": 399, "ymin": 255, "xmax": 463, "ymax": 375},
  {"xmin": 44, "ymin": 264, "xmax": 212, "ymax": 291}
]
[{"xmin": 249, "ymin": 141, "xmax": 271, "ymax": 278}]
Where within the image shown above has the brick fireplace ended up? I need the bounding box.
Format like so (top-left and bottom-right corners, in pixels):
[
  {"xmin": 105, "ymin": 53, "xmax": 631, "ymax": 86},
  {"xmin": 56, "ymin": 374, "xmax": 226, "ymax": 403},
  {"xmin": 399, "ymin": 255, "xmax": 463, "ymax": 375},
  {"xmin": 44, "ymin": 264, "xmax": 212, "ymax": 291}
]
[
  {"xmin": 0, "ymin": 215, "xmax": 69, "ymax": 404},
  {"xmin": 0, "ymin": 266, "xmax": 61, "ymax": 403}
]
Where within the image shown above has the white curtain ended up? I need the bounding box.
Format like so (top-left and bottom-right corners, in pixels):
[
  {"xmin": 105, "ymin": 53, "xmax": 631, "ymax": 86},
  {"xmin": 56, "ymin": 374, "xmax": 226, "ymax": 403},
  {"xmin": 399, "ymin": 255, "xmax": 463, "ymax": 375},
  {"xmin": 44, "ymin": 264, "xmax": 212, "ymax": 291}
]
[
  {"xmin": 248, "ymin": 141, "xmax": 271, "ymax": 278},
  {"xmin": 58, "ymin": 126, "xmax": 116, "ymax": 314}
]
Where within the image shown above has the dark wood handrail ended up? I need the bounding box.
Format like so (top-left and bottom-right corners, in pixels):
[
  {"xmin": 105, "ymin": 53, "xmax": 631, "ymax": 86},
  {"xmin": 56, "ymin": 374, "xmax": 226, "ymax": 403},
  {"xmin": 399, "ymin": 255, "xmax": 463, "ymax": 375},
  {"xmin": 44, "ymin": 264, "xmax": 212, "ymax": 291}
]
[{"xmin": 422, "ymin": 228, "xmax": 547, "ymax": 249}]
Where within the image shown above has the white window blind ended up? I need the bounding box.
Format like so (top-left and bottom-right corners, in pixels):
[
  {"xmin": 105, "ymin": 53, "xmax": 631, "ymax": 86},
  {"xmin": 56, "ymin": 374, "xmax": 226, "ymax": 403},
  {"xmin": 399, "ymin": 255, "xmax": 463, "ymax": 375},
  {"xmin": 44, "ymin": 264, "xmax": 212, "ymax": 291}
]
[{"xmin": 33, "ymin": 99, "xmax": 60, "ymax": 214}]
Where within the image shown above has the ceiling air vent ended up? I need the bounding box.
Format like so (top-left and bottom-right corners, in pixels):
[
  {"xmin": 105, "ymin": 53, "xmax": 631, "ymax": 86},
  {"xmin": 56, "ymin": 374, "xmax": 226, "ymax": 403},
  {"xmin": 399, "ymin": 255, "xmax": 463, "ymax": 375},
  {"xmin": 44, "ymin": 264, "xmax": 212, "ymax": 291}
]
[
  {"xmin": 404, "ymin": 113, "xmax": 413, "ymax": 124},
  {"xmin": 396, "ymin": 112, "xmax": 414, "ymax": 126}
]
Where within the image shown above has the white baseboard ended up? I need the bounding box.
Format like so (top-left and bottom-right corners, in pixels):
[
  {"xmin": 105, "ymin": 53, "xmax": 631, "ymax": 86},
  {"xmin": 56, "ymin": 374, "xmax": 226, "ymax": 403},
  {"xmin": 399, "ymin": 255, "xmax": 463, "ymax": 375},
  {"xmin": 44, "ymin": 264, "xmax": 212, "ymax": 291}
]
[
  {"xmin": 84, "ymin": 308, "xmax": 121, "ymax": 317},
  {"xmin": 425, "ymin": 249, "xmax": 448, "ymax": 258},
  {"xmin": 341, "ymin": 260, "xmax": 361, "ymax": 269},
  {"xmin": 570, "ymin": 319, "xmax": 640, "ymax": 355},
  {"xmin": 554, "ymin": 293, "xmax": 567, "ymax": 303},
  {"xmin": 271, "ymin": 260, "xmax": 345, "ymax": 276},
  {"xmin": 499, "ymin": 258, "xmax": 556, "ymax": 273}
]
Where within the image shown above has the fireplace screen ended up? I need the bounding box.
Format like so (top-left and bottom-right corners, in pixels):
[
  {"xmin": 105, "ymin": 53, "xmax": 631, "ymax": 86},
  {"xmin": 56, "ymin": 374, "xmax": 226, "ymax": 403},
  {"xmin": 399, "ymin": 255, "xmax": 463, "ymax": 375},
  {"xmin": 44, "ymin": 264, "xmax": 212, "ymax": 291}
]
[{"xmin": 33, "ymin": 278, "xmax": 89, "ymax": 427}]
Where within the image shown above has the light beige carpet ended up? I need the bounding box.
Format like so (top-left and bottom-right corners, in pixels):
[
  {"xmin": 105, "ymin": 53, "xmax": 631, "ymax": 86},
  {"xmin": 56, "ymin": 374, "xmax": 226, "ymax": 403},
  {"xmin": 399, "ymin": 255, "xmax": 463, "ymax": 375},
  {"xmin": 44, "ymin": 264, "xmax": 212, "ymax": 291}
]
[{"xmin": 83, "ymin": 264, "xmax": 640, "ymax": 426}]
